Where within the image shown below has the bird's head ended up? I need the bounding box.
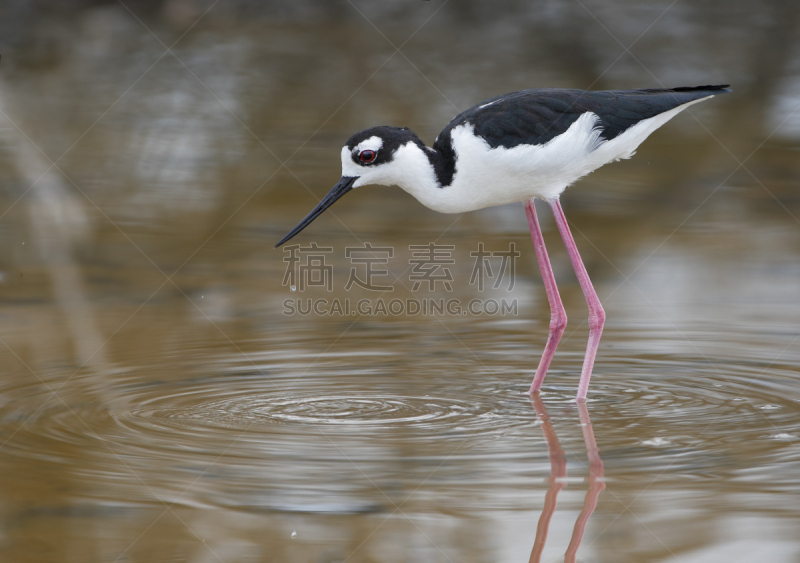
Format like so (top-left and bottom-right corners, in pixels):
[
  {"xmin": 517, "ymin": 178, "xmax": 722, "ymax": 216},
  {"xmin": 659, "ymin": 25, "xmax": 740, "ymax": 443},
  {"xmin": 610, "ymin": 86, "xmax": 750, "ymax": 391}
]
[{"xmin": 275, "ymin": 126, "xmax": 432, "ymax": 247}]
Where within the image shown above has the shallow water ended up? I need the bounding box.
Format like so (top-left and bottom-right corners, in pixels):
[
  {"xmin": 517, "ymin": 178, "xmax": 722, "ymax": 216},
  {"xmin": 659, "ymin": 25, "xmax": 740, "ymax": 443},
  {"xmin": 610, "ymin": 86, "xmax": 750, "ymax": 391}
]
[{"xmin": 1, "ymin": 2, "xmax": 800, "ymax": 562}]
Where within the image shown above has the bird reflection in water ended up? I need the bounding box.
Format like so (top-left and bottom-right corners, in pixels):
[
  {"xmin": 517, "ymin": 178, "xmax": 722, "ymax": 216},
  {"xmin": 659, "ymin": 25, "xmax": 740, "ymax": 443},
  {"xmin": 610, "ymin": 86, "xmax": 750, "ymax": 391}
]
[{"xmin": 529, "ymin": 396, "xmax": 605, "ymax": 563}]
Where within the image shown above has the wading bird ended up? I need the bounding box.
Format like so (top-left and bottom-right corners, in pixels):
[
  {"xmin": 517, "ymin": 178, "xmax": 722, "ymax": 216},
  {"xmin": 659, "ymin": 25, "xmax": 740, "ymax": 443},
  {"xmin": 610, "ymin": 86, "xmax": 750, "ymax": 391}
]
[{"xmin": 276, "ymin": 85, "xmax": 730, "ymax": 399}]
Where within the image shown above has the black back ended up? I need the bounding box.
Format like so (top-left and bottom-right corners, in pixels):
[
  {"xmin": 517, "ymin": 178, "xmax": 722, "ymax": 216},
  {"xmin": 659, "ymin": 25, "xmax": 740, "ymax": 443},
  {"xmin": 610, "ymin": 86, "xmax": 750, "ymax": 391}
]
[{"xmin": 430, "ymin": 85, "xmax": 730, "ymax": 186}]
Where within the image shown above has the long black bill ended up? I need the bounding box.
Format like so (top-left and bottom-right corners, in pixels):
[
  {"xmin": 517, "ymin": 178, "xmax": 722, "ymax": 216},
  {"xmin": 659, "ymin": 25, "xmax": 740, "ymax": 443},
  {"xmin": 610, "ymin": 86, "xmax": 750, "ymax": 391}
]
[{"xmin": 274, "ymin": 176, "xmax": 358, "ymax": 248}]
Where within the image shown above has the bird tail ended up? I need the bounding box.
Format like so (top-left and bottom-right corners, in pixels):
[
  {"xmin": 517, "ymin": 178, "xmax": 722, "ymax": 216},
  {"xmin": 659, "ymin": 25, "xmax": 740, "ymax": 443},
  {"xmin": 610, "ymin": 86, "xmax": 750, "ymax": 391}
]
[{"xmin": 662, "ymin": 84, "xmax": 732, "ymax": 95}]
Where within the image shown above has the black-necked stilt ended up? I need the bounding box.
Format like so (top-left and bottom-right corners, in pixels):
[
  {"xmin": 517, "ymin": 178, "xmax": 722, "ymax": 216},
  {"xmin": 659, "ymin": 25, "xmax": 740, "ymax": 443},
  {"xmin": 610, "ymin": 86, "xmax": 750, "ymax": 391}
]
[{"xmin": 276, "ymin": 85, "xmax": 731, "ymax": 399}]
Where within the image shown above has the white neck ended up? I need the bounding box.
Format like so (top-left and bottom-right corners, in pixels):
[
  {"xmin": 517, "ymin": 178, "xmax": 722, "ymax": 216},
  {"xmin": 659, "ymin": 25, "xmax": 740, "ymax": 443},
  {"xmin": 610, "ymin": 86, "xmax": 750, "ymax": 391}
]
[{"xmin": 389, "ymin": 143, "xmax": 450, "ymax": 210}]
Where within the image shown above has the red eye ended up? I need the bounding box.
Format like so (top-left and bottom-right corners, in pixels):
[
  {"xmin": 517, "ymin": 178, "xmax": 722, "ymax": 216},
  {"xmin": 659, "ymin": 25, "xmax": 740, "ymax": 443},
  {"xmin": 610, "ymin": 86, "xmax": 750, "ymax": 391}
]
[{"xmin": 359, "ymin": 150, "xmax": 376, "ymax": 163}]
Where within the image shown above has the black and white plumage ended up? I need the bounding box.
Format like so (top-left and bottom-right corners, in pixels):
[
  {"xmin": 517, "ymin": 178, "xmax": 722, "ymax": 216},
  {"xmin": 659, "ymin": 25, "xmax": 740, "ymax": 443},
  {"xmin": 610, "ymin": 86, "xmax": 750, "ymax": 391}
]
[
  {"xmin": 277, "ymin": 84, "xmax": 730, "ymax": 240},
  {"xmin": 276, "ymin": 84, "xmax": 730, "ymax": 399}
]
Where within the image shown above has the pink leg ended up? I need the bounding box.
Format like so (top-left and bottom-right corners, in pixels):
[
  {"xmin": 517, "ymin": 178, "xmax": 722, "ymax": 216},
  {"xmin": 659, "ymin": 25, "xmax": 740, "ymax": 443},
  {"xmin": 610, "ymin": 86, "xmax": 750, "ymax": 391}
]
[
  {"xmin": 548, "ymin": 199, "xmax": 606, "ymax": 400},
  {"xmin": 524, "ymin": 199, "xmax": 567, "ymax": 394}
]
